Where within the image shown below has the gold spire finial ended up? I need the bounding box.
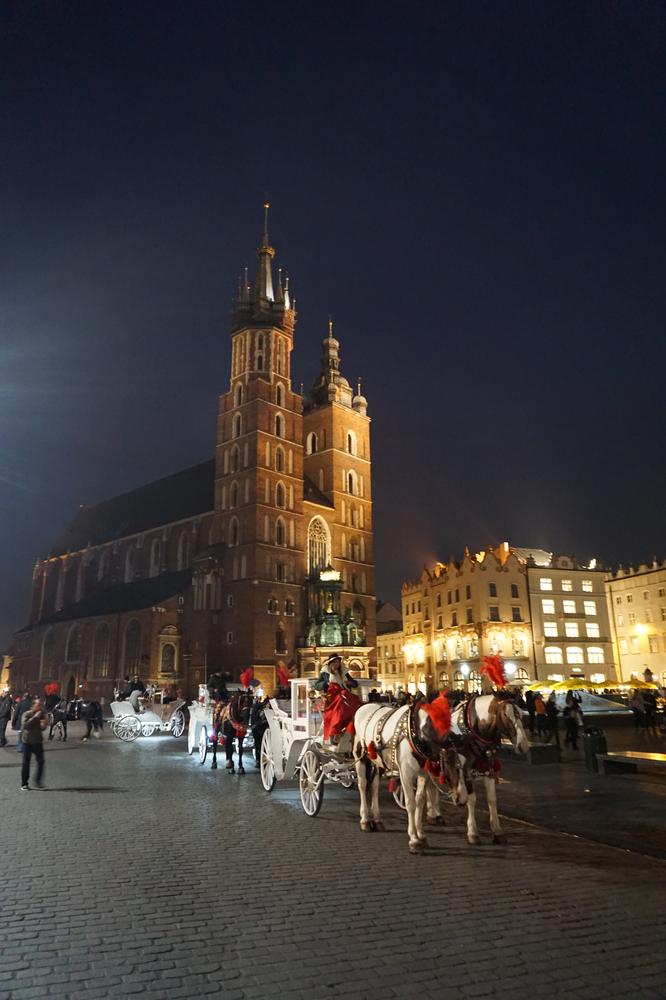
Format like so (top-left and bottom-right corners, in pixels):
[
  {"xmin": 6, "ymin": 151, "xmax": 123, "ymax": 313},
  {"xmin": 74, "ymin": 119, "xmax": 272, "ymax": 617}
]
[
  {"xmin": 357, "ymin": 376, "xmax": 362, "ymax": 396},
  {"xmin": 328, "ymin": 314, "xmax": 333, "ymax": 336}
]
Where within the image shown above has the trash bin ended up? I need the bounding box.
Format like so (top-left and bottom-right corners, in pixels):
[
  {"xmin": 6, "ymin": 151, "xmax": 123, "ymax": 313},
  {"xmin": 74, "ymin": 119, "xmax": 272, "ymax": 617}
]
[{"xmin": 583, "ymin": 726, "xmax": 608, "ymax": 772}]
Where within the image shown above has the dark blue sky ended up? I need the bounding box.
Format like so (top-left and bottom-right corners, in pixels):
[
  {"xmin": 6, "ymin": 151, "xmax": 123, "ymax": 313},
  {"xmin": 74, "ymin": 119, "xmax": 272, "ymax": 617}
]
[{"xmin": 1, "ymin": 1, "xmax": 665, "ymax": 646}]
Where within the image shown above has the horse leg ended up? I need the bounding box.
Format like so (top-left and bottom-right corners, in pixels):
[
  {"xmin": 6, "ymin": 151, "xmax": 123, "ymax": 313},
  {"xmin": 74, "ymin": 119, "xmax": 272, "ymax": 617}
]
[
  {"xmin": 466, "ymin": 786, "xmax": 481, "ymax": 845},
  {"xmin": 355, "ymin": 756, "xmax": 373, "ymax": 831},
  {"xmin": 425, "ymin": 778, "xmax": 444, "ymax": 825},
  {"xmin": 414, "ymin": 775, "xmax": 429, "ymax": 846},
  {"xmin": 369, "ymin": 765, "xmax": 384, "ymax": 831},
  {"xmin": 237, "ymin": 735, "xmax": 245, "ymax": 774},
  {"xmin": 225, "ymin": 727, "xmax": 234, "ymax": 772},
  {"xmin": 398, "ymin": 760, "xmax": 424, "ymax": 854},
  {"xmin": 485, "ymin": 775, "xmax": 506, "ymax": 844}
]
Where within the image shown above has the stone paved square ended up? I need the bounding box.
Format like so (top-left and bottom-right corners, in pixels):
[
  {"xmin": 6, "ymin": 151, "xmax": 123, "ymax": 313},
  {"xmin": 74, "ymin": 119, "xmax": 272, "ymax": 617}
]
[{"xmin": 2, "ymin": 726, "xmax": 666, "ymax": 1000}]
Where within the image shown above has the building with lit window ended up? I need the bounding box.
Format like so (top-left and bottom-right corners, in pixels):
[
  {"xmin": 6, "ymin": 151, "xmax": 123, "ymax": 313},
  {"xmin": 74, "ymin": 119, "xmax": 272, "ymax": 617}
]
[
  {"xmin": 401, "ymin": 544, "xmax": 534, "ymax": 694},
  {"xmin": 375, "ymin": 602, "xmax": 405, "ymax": 692},
  {"xmin": 9, "ymin": 211, "xmax": 376, "ymax": 699},
  {"xmin": 606, "ymin": 560, "xmax": 666, "ymax": 685},
  {"xmin": 518, "ymin": 548, "xmax": 618, "ymax": 685}
]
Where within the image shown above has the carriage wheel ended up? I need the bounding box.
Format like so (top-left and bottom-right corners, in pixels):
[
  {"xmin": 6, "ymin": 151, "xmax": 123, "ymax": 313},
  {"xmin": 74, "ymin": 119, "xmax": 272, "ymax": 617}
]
[
  {"xmin": 260, "ymin": 729, "xmax": 276, "ymax": 792},
  {"xmin": 392, "ymin": 780, "xmax": 407, "ymax": 811},
  {"xmin": 171, "ymin": 709, "xmax": 185, "ymax": 739},
  {"xmin": 52, "ymin": 721, "xmax": 65, "ymax": 742},
  {"xmin": 299, "ymin": 749, "xmax": 324, "ymax": 817},
  {"xmin": 141, "ymin": 724, "xmax": 156, "ymax": 737},
  {"xmin": 198, "ymin": 725, "xmax": 208, "ymax": 765},
  {"xmin": 114, "ymin": 716, "xmax": 142, "ymax": 743}
]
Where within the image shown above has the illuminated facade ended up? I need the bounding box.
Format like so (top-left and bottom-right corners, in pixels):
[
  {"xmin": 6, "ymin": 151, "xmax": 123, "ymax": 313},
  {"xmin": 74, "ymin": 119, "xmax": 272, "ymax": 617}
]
[
  {"xmin": 401, "ymin": 545, "xmax": 534, "ymax": 693},
  {"xmin": 520, "ymin": 548, "xmax": 618, "ymax": 684},
  {"xmin": 10, "ymin": 211, "xmax": 376, "ymax": 698},
  {"xmin": 606, "ymin": 561, "xmax": 666, "ymax": 685}
]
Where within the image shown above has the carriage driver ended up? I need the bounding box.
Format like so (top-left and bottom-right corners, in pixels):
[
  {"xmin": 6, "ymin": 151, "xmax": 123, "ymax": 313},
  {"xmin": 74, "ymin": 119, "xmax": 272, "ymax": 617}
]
[
  {"xmin": 316, "ymin": 655, "xmax": 362, "ymax": 743},
  {"xmin": 315, "ymin": 654, "xmax": 359, "ymax": 694}
]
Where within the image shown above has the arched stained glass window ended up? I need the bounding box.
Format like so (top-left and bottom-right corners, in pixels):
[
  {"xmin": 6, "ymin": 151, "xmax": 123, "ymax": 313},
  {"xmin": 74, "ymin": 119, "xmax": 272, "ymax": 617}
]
[
  {"xmin": 66, "ymin": 625, "xmax": 82, "ymax": 663},
  {"xmin": 124, "ymin": 620, "xmax": 142, "ymax": 672},
  {"xmin": 307, "ymin": 517, "xmax": 330, "ymax": 575},
  {"xmin": 161, "ymin": 643, "xmax": 176, "ymax": 673},
  {"xmin": 93, "ymin": 623, "xmax": 110, "ymax": 677}
]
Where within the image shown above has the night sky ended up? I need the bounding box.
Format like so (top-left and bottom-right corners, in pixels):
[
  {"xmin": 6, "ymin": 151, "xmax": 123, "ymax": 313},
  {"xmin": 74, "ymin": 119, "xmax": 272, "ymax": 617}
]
[{"xmin": 2, "ymin": 1, "xmax": 665, "ymax": 647}]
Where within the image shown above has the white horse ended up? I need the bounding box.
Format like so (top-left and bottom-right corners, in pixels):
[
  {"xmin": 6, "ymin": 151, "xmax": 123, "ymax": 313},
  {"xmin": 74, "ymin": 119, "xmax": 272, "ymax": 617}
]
[
  {"xmin": 353, "ymin": 694, "xmax": 464, "ymax": 855},
  {"xmin": 442, "ymin": 694, "xmax": 530, "ymax": 845}
]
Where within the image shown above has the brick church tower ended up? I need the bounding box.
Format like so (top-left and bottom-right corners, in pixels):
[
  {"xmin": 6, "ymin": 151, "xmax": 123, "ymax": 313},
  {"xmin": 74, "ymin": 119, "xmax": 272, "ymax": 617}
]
[
  {"xmin": 8, "ymin": 206, "xmax": 376, "ymax": 700},
  {"xmin": 213, "ymin": 207, "xmax": 376, "ymax": 687}
]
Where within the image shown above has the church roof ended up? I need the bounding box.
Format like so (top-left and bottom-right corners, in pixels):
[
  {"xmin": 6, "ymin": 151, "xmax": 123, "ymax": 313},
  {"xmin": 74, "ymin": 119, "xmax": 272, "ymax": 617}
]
[
  {"xmin": 303, "ymin": 476, "xmax": 335, "ymax": 509},
  {"xmin": 50, "ymin": 459, "xmax": 215, "ymax": 555},
  {"xmin": 22, "ymin": 570, "xmax": 192, "ymax": 630}
]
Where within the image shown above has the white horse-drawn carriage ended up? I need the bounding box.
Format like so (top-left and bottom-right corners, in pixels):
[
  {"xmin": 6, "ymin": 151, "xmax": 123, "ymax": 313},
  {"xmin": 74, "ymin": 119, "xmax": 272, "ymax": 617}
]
[
  {"xmin": 259, "ymin": 676, "xmax": 376, "ymax": 815},
  {"xmin": 110, "ymin": 688, "xmax": 186, "ymax": 742}
]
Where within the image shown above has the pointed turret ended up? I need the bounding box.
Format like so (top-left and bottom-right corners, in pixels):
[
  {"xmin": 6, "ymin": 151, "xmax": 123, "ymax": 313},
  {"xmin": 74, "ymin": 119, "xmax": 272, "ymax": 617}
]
[
  {"xmin": 254, "ymin": 201, "xmax": 275, "ymax": 302},
  {"xmin": 230, "ymin": 203, "xmax": 295, "ymax": 335},
  {"xmin": 306, "ymin": 318, "xmax": 354, "ymax": 409}
]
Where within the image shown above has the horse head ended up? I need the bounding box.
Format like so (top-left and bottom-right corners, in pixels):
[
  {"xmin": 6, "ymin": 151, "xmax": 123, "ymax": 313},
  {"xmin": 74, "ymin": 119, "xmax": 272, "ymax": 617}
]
[
  {"xmin": 493, "ymin": 695, "xmax": 530, "ymax": 754},
  {"xmin": 231, "ymin": 691, "xmax": 252, "ymax": 727}
]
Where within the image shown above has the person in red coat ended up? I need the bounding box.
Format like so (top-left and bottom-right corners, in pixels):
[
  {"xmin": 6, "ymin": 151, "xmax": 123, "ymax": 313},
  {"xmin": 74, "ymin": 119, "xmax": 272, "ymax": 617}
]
[{"xmin": 316, "ymin": 655, "xmax": 362, "ymax": 742}]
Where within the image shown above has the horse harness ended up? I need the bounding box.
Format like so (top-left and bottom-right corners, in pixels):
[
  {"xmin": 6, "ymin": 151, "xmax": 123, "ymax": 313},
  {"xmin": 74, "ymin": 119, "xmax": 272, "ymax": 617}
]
[
  {"xmin": 449, "ymin": 695, "xmax": 507, "ymax": 780},
  {"xmin": 366, "ymin": 703, "xmax": 444, "ymax": 778}
]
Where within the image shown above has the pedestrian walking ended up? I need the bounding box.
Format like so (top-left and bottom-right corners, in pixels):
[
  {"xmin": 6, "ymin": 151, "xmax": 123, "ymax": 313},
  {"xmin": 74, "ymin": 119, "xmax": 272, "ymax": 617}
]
[
  {"xmin": 534, "ymin": 693, "xmax": 547, "ymax": 739},
  {"xmin": 629, "ymin": 689, "xmax": 646, "ymax": 730},
  {"xmin": 0, "ymin": 689, "xmax": 13, "ymax": 746},
  {"xmin": 12, "ymin": 691, "xmax": 32, "ymax": 752},
  {"xmin": 20, "ymin": 696, "xmax": 48, "ymax": 790},
  {"xmin": 545, "ymin": 692, "xmax": 560, "ymax": 748},
  {"xmin": 563, "ymin": 701, "xmax": 582, "ymax": 750},
  {"xmin": 644, "ymin": 690, "xmax": 658, "ymax": 736}
]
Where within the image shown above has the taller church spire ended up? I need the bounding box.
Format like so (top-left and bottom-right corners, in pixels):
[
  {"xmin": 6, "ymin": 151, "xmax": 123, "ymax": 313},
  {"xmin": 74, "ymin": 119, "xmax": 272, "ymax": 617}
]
[
  {"xmin": 254, "ymin": 201, "xmax": 275, "ymax": 302},
  {"xmin": 231, "ymin": 202, "xmax": 295, "ymax": 334}
]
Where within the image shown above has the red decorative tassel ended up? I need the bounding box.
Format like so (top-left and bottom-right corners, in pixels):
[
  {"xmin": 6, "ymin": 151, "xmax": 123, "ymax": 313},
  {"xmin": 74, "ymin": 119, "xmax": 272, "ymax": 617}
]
[
  {"xmin": 481, "ymin": 655, "xmax": 506, "ymax": 688},
  {"xmin": 439, "ymin": 771, "xmax": 446, "ymax": 786},
  {"xmin": 367, "ymin": 741, "xmax": 378, "ymax": 760},
  {"xmin": 387, "ymin": 778, "xmax": 397, "ymax": 794},
  {"xmin": 421, "ymin": 693, "xmax": 452, "ymax": 737}
]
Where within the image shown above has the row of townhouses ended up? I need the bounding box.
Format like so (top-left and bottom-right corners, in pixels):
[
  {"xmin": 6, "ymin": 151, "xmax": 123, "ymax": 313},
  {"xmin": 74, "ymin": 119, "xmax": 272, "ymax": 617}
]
[{"xmin": 377, "ymin": 544, "xmax": 666, "ymax": 694}]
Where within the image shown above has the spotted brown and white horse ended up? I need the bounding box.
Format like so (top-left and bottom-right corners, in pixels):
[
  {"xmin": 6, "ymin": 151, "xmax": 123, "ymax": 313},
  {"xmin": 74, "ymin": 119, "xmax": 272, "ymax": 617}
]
[
  {"xmin": 353, "ymin": 694, "xmax": 465, "ymax": 854},
  {"xmin": 441, "ymin": 693, "xmax": 529, "ymax": 845}
]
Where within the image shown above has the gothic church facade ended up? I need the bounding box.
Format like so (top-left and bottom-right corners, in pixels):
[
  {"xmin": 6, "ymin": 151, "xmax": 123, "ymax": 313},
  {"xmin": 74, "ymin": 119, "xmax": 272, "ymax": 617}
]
[{"xmin": 10, "ymin": 212, "xmax": 376, "ymax": 699}]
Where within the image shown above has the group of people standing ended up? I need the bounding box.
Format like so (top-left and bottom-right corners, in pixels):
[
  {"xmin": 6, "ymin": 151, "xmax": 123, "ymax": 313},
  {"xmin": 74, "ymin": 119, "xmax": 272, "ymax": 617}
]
[
  {"xmin": 525, "ymin": 688, "xmax": 583, "ymax": 749},
  {"xmin": 628, "ymin": 687, "xmax": 662, "ymax": 734}
]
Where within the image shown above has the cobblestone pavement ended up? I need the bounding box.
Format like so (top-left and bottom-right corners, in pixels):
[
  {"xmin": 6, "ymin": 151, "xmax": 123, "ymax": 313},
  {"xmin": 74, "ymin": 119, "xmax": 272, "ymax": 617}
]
[{"xmin": 1, "ymin": 725, "xmax": 666, "ymax": 1000}]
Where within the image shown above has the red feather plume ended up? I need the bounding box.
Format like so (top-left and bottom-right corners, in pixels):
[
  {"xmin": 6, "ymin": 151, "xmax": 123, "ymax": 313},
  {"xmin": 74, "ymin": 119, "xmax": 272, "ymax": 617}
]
[
  {"xmin": 421, "ymin": 692, "xmax": 452, "ymax": 737},
  {"xmin": 276, "ymin": 666, "xmax": 290, "ymax": 688},
  {"xmin": 481, "ymin": 655, "xmax": 506, "ymax": 688},
  {"xmin": 44, "ymin": 682, "xmax": 59, "ymax": 696},
  {"xmin": 239, "ymin": 667, "xmax": 254, "ymax": 689}
]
